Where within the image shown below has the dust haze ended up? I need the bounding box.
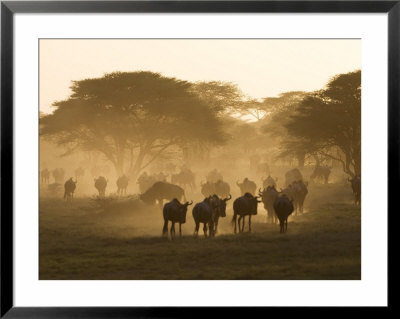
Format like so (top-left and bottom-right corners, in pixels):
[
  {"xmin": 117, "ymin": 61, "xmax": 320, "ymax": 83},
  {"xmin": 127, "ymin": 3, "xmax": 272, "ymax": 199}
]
[{"xmin": 39, "ymin": 39, "xmax": 361, "ymax": 280}]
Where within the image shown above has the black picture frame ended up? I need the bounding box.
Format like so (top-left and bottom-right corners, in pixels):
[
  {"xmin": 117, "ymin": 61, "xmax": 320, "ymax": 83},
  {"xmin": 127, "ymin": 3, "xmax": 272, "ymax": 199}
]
[{"xmin": 1, "ymin": 1, "xmax": 395, "ymax": 317}]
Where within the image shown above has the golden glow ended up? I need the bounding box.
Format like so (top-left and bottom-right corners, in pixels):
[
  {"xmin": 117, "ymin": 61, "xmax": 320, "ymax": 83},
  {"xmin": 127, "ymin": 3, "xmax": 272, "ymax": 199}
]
[{"xmin": 40, "ymin": 39, "xmax": 360, "ymax": 113}]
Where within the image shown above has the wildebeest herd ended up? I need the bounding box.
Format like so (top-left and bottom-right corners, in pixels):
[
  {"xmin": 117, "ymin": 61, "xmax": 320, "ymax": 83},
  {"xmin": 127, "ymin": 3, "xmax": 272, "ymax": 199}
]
[{"xmin": 41, "ymin": 165, "xmax": 361, "ymax": 236}]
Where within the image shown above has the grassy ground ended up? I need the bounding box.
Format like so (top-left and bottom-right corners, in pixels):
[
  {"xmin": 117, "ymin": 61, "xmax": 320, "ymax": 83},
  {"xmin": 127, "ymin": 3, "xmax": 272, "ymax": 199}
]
[{"xmin": 39, "ymin": 182, "xmax": 360, "ymax": 280}]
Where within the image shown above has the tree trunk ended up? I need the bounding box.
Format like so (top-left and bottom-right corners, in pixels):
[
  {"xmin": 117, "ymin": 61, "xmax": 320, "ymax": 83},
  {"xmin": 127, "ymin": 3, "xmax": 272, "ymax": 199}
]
[{"xmin": 129, "ymin": 150, "xmax": 146, "ymax": 183}]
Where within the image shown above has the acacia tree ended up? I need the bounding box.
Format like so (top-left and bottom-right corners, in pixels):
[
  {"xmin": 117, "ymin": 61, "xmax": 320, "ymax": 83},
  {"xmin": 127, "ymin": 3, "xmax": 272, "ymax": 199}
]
[
  {"xmin": 260, "ymin": 91, "xmax": 309, "ymax": 167},
  {"xmin": 280, "ymin": 70, "xmax": 361, "ymax": 176},
  {"xmin": 261, "ymin": 71, "xmax": 361, "ymax": 175},
  {"xmin": 191, "ymin": 81, "xmax": 269, "ymax": 121},
  {"xmin": 190, "ymin": 81, "xmax": 244, "ymax": 115},
  {"xmin": 270, "ymin": 71, "xmax": 361, "ymax": 176},
  {"xmin": 40, "ymin": 71, "xmax": 225, "ymax": 179}
]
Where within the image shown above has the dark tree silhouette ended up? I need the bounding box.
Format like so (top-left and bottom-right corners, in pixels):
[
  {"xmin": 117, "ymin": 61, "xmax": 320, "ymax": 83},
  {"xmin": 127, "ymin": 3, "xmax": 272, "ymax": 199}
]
[
  {"xmin": 40, "ymin": 71, "xmax": 225, "ymax": 179},
  {"xmin": 190, "ymin": 81, "xmax": 244, "ymax": 115},
  {"xmin": 276, "ymin": 70, "xmax": 361, "ymax": 176},
  {"xmin": 260, "ymin": 91, "xmax": 309, "ymax": 167}
]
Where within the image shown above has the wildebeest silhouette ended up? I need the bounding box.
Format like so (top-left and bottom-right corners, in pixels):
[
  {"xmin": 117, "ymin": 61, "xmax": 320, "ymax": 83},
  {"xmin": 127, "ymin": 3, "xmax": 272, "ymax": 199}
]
[
  {"xmin": 200, "ymin": 181, "xmax": 216, "ymax": 198},
  {"xmin": 259, "ymin": 186, "xmax": 279, "ymax": 224},
  {"xmin": 192, "ymin": 197, "xmax": 217, "ymax": 237},
  {"xmin": 285, "ymin": 168, "xmax": 303, "ymax": 186},
  {"xmin": 206, "ymin": 169, "xmax": 223, "ymax": 183},
  {"xmin": 232, "ymin": 193, "xmax": 261, "ymax": 233},
  {"xmin": 94, "ymin": 176, "xmax": 107, "ymax": 197},
  {"xmin": 281, "ymin": 180, "xmax": 308, "ymax": 215},
  {"xmin": 236, "ymin": 178, "xmax": 257, "ymax": 196},
  {"xmin": 262, "ymin": 175, "xmax": 277, "ymax": 189},
  {"xmin": 214, "ymin": 180, "xmax": 230, "ymax": 198},
  {"xmin": 64, "ymin": 177, "xmax": 77, "ymax": 201},
  {"xmin": 310, "ymin": 165, "xmax": 331, "ymax": 184},
  {"xmin": 116, "ymin": 174, "xmax": 129, "ymax": 196},
  {"xmin": 162, "ymin": 198, "xmax": 193, "ymax": 237},
  {"xmin": 210, "ymin": 194, "xmax": 232, "ymax": 235},
  {"xmin": 140, "ymin": 181, "xmax": 185, "ymax": 208},
  {"xmin": 349, "ymin": 175, "xmax": 361, "ymax": 206},
  {"xmin": 273, "ymin": 194, "xmax": 294, "ymax": 233}
]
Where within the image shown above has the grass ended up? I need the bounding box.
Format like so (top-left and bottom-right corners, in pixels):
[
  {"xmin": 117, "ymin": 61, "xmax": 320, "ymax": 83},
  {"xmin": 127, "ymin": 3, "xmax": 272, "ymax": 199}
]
[{"xmin": 39, "ymin": 183, "xmax": 360, "ymax": 280}]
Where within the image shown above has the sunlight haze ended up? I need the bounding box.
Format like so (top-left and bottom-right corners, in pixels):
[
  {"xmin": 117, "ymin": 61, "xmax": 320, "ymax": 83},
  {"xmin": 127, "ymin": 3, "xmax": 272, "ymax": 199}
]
[{"xmin": 39, "ymin": 39, "xmax": 360, "ymax": 113}]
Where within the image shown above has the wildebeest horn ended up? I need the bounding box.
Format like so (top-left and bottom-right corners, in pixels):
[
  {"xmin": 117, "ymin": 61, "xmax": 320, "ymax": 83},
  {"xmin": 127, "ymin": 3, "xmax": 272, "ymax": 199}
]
[
  {"xmin": 187, "ymin": 200, "xmax": 193, "ymax": 206},
  {"xmin": 224, "ymin": 194, "xmax": 232, "ymax": 201}
]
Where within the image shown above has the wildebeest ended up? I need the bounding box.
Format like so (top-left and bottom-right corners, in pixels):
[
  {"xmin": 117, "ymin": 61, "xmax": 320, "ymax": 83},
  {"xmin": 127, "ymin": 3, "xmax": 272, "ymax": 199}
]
[
  {"xmin": 281, "ymin": 180, "xmax": 308, "ymax": 215},
  {"xmin": 273, "ymin": 194, "xmax": 294, "ymax": 233},
  {"xmin": 162, "ymin": 199, "xmax": 193, "ymax": 237},
  {"xmin": 116, "ymin": 174, "xmax": 129, "ymax": 196},
  {"xmin": 140, "ymin": 181, "xmax": 185, "ymax": 208},
  {"xmin": 310, "ymin": 165, "xmax": 331, "ymax": 184},
  {"xmin": 236, "ymin": 178, "xmax": 257, "ymax": 196},
  {"xmin": 192, "ymin": 197, "xmax": 217, "ymax": 237},
  {"xmin": 41, "ymin": 168, "xmax": 50, "ymax": 184},
  {"xmin": 74, "ymin": 167, "xmax": 85, "ymax": 180},
  {"xmin": 285, "ymin": 168, "xmax": 303, "ymax": 186},
  {"xmin": 94, "ymin": 176, "xmax": 107, "ymax": 197},
  {"xmin": 262, "ymin": 175, "xmax": 277, "ymax": 189},
  {"xmin": 210, "ymin": 194, "xmax": 232, "ymax": 235},
  {"xmin": 259, "ymin": 186, "xmax": 279, "ymax": 223},
  {"xmin": 349, "ymin": 175, "xmax": 361, "ymax": 206},
  {"xmin": 200, "ymin": 181, "xmax": 216, "ymax": 198},
  {"xmin": 232, "ymin": 193, "xmax": 261, "ymax": 233},
  {"xmin": 171, "ymin": 168, "xmax": 195, "ymax": 190},
  {"xmin": 206, "ymin": 169, "xmax": 223, "ymax": 183},
  {"xmin": 64, "ymin": 178, "xmax": 77, "ymax": 201},
  {"xmin": 295, "ymin": 180, "xmax": 308, "ymax": 214},
  {"xmin": 214, "ymin": 180, "xmax": 230, "ymax": 198},
  {"xmin": 52, "ymin": 168, "xmax": 65, "ymax": 184}
]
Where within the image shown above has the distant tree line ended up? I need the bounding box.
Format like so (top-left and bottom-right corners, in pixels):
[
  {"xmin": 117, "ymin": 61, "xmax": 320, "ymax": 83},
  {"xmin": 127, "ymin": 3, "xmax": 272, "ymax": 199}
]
[{"xmin": 40, "ymin": 69, "xmax": 361, "ymax": 178}]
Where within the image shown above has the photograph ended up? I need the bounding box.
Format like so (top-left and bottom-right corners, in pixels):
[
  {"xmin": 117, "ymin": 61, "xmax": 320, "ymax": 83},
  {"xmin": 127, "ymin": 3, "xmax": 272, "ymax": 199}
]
[{"xmin": 38, "ymin": 38, "xmax": 361, "ymax": 280}]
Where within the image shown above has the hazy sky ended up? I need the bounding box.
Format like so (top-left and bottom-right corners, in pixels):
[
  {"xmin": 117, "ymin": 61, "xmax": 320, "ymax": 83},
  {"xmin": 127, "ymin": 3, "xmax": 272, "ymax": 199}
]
[{"xmin": 40, "ymin": 39, "xmax": 361, "ymax": 114}]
